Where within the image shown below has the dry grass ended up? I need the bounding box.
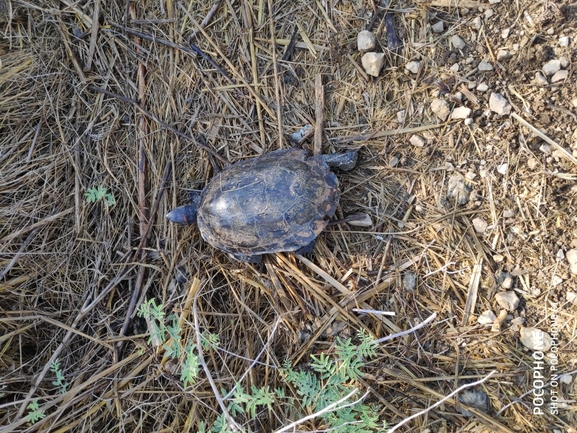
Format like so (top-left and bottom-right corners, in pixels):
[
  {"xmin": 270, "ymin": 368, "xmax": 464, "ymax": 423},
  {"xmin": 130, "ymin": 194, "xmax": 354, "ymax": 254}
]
[{"xmin": 1, "ymin": 0, "xmax": 576, "ymax": 432}]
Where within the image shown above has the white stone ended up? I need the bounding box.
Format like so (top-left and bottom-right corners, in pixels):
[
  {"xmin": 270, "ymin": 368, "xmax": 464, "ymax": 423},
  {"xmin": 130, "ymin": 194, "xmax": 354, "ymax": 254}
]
[
  {"xmin": 471, "ymin": 17, "xmax": 482, "ymax": 29},
  {"xmin": 560, "ymin": 57, "xmax": 569, "ymax": 68},
  {"xmin": 451, "ymin": 35, "xmax": 466, "ymax": 49},
  {"xmin": 346, "ymin": 213, "xmax": 373, "ymax": 227},
  {"xmin": 567, "ymin": 249, "xmax": 577, "ymax": 274},
  {"xmin": 559, "ymin": 36, "xmax": 570, "ymax": 47},
  {"xmin": 497, "ymin": 163, "xmax": 508, "ymax": 175},
  {"xmin": 450, "ymin": 63, "xmax": 460, "ymax": 72},
  {"xmin": 431, "ymin": 99, "xmax": 451, "ymax": 121},
  {"xmin": 454, "ymin": 92, "xmax": 463, "ymax": 101},
  {"xmin": 501, "ymin": 28, "xmax": 510, "ymax": 38},
  {"xmin": 503, "ymin": 209, "xmax": 515, "ymax": 218},
  {"xmin": 489, "ymin": 92, "xmax": 511, "ymax": 116},
  {"xmin": 409, "ymin": 134, "xmax": 426, "ymax": 147},
  {"xmin": 485, "ymin": 9, "xmax": 494, "ymax": 19},
  {"xmin": 567, "ymin": 291, "xmax": 577, "ymax": 305},
  {"xmin": 397, "ymin": 110, "xmax": 406, "ymax": 123},
  {"xmin": 432, "ymin": 21, "xmax": 444, "ymax": 33},
  {"xmin": 405, "ymin": 60, "xmax": 421, "ymax": 74},
  {"xmin": 478, "ymin": 61, "xmax": 493, "ymax": 71},
  {"xmin": 551, "ymin": 275, "xmax": 563, "ymax": 286},
  {"xmin": 520, "ymin": 327, "xmax": 552, "ymax": 352},
  {"xmin": 551, "ymin": 69, "xmax": 568, "ymax": 83},
  {"xmin": 540, "ymin": 144, "xmax": 551, "ymax": 154},
  {"xmin": 477, "ymin": 83, "xmax": 489, "ymax": 92},
  {"xmin": 451, "ymin": 106, "xmax": 472, "ymax": 119},
  {"xmin": 559, "ymin": 374, "xmax": 573, "ymax": 384},
  {"xmin": 464, "ymin": 118, "xmax": 473, "ymax": 126},
  {"xmin": 501, "ymin": 275, "xmax": 513, "ymax": 289},
  {"xmin": 488, "ymin": 0, "xmax": 501, "ymax": 3},
  {"xmin": 357, "ymin": 30, "xmax": 377, "ymax": 52},
  {"xmin": 361, "ymin": 52, "xmax": 385, "ymax": 77},
  {"xmin": 478, "ymin": 310, "xmax": 496, "ymax": 325},
  {"xmin": 403, "ymin": 272, "xmax": 417, "ymax": 290},
  {"xmin": 542, "ymin": 59, "xmax": 561, "ymax": 76},
  {"xmin": 497, "ymin": 49, "xmax": 511, "ymax": 61},
  {"xmin": 495, "ymin": 291, "xmax": 520, "ymax": 310},
  {"xmin": 389, "ymin": 156, "xmax": 399, "ymax": 167},
  {"xmin": 472, "ymin": 217, "xmax": 488, "ymax": 234},
  {"xmin": 534, "ymin": 72, "xmax": 548, "ymax": 86}
]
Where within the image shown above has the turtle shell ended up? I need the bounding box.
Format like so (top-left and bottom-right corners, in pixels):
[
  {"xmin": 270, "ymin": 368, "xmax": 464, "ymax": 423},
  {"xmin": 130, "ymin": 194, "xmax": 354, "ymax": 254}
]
[{"xmin": 196, "ymin": 148, "xmax": 339, "ymax": 258}]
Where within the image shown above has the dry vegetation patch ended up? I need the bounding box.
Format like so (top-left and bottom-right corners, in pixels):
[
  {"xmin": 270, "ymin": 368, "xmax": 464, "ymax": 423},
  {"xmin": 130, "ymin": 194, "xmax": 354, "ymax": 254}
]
[{"xmin": 1, "ymin": 0, "xmax": 576, "ymax": 432}]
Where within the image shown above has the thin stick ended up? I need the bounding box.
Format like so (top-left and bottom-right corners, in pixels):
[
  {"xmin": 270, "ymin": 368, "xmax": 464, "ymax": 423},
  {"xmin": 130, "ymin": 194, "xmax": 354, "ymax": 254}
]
[
  {"xmin": 386, "ymin": 371, "xmax": 497, "ymax": 433},
  {"xmin": 314, "ymin": 73, "xmax": 324, "ymax": 155},
  {"xmin": 83, "ymin": 0, "xmax": 100, "ymax": 71},
  {"xmin": 87, "ymin": 85, "xmax": 228, "ymax": 164},
  {"xmin": 268, "ymin": 0, "xmax": 283, "ymax": 149},
  {"xmin": 511, "ymin": 112, "xmax": 577, "ymax": 166},
  {"xmin": 374, "ymin": 312, "xmax": 437, "ymax": 344},
  {"xmin": 189, "ymin": 0, "xmax": 222, "ymax": 40}
]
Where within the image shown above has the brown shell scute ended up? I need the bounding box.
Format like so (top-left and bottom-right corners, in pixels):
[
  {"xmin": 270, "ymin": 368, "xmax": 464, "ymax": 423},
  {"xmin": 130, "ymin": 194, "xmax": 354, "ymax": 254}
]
[{"xmin": 196, "ymin": 148, "xmax": 340, "ymax": 256}]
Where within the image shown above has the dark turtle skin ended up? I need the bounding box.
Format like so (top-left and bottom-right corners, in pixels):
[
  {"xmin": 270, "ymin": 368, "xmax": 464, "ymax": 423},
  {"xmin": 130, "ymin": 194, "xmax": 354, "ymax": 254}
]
[{"xmin": 167, "ymin": 148, "xmax": 358, "ymax": 262}]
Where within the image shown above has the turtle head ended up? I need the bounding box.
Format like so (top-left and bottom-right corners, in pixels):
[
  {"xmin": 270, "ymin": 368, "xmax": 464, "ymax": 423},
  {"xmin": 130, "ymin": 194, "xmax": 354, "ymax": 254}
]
[
  {"xmin": 167, "ymin": 190, "xmax": 202, "ymax": 225},
  {"xmin": 166, "ymin": 204, "xmax": 198, "ymax": 225}
]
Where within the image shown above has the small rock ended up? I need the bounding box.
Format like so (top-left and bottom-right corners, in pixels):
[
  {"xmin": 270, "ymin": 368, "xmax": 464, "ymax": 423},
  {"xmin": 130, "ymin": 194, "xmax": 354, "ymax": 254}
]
[
  {"xmin": 409, "ymin": 134, "xmax": 426, "ymax": 147},
  {"xmin": 471, "ymin": 16, "xmax": 482, "ymax": 29},
  {"xmin": 556, "ymin": 249, "xmax": 565, "ymax": 261},
  {"xmin": 451, "ymin": 106, "xmax": 472, "ymax": 119},
  {"xmin": 291, "ymin": 124, "xmax": 313, "ymax": 142},
  {"xmin": 559, "ymin": 36, "xmax": 570, "ymax": 47},
  {"xmin": 478, "ymin": 310, "xmax": 497, "ymax": 325},
  {"xmin": 551, "ymin": 275, "xmax": 563, "ymax": 286},
  {"xmin": 403, "ymin": 271, "xmax": 417, "ymax": 290},
  {"xmin": 551, "ymin": 69, "xmax": 568, "ymax": 83},
  {"xmin": 503, "ymin": 209, "xmax": 515, "ymax": 218},
  {"xmin": 488, "ymin": 0, "xmax": 501, "ymax": 3},
  {"xmin": 497, "ymin": 49, "xmax": 511, "ymax": 61},
  {"xmin": 450, "ymin": 63, "xmax": 460, "ymax": 72},
  {"xmin": 389, "ymin": 156, "xmax": 399, "ymax": 167},
  {"xmin": 501, "ymin": 275, "xmax": 513, "ymax": 289},
  {"xmin": 493, "ymin": 254, "xmax": 504, "ymax": 262},
  {"xmin": 346, "ymin": 213, "xmax": 373, "ymax": 227},
  {"xmin": 432, "ymin": 21, "xmax": 444, "ymax": 33},
  {"xmin": 485, "ymin": 9, "xmax": 494, "ymax": 19},
  {"xmin": 397, "ymin": 110, "xmax": 406, "ymax": 123},
  {"xmin": 459, "ymin": 390, "xmax": 489, "ymax": 414},
  {"xmin": 447, "ymin": 173, "xmax": 471, "ymax": 205},
  {"xmin": 567, "ymin": 291, "xmax": 577, "ymax": 305},
  {"xmin": 559, "ymin": 374, "xmax": 573, "ymax": 385},
  {"xmin": 540, "ymin": 144, "xmax": 551, "ymax": 154},
  {"xmin": 431, "ymin": 99, "xmax": 451, "ymax": 121},
  {"xmin": 495, "ymin": 291, "xmax": 520, "ymax": 310},
  {"xmin": 542, "ymin": 59, "xmax": 561, "ymax": 76},
  {"xmin": 534, "ymin": 72, "xmax": 548, "ymax": 86},
  {"xmin": 527, "ymin": 157, "xmax": 539, "ymax": 169},
  {"xmin": 454, "ymin": 92, "xmax": 463, "ymax": 101},
  {"xmin": 497, "ymin": 163, "xmax": 508, "ymax": 175},
  {"xmin": 361, "ymin": 52, "xmax": 385, "ymax": 77},
  {"xmin": 560, "ymin": 57, "xmax": 569, "ymax": 68},
  {"xmin": 472, "ymin": 217, "xmax": 489, "ymax": 234},
  {"xmin": 501, "ymin": 28, "xmax": 510, "ymax": 38},
  {"xmin": 465, "ymin": 171, "xmax": 476, "ymax": 180},
  {"xmin": 464, "ymin": 118, "xmax": 474, "ymax": 126},
  {"xmin": 546, "ymin": 27, "xmax": 555, "ymax": 35},
  {"xmin": 476, "ymin": 83, "xmax": 489, "ymax": 92},
  {"xmin": 567, "ymin": 249, "xmax": 577, "ymax": 274},
  {"xmin": 520, "ymin": 327, "xmax": 552, "ymax": 352},
  {"xmin": 357, "ymin": 30, "xmax": 377, "ymax": 52},
  {"xmin": 405, "ymin": 60, "xmax": 421, "ymax": 74},
  {"xmin": 478, "ymin": 61, "xmax": 493, "ymax": 71},
  {"xmin": 489, "ymin": 92, "xmax": 511, "ymax": 116},
  {"xmin": 451, "ymin": 35, "xmax": 466, "ymax": 49}
]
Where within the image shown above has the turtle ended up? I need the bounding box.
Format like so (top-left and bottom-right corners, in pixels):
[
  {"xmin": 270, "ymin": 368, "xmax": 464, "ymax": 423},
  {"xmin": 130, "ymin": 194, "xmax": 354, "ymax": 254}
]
[{"xmin": 166, "ymin": 148, "xmax": 358, "ymax": 262}]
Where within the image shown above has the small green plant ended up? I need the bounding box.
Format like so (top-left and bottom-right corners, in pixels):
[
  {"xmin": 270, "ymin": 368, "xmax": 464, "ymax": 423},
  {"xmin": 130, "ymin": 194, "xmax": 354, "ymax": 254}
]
[
  {"xmin": 25, "ymin": 399, "xmax": 45, "ymax": 424},
  {"xmin": 85, "ymin": 186, "xmax": 115, "ymax": 206},
  {"xmin": 50, "ymin": 360, "xmax": 69, "ymax": 393},
  {"xmin": 279, "ymin": 330, "xmax": 383, "ymax": 432},
  {"xmin": 137, "ymin": 299, "xmax": 219, "ymax": 389}
]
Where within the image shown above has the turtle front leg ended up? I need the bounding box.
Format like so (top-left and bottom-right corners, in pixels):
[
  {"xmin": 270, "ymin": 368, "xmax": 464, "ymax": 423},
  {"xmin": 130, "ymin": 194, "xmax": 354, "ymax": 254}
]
[{"xmin": 317, "ymin": 150, "xmax": 358, "ymax": 171}]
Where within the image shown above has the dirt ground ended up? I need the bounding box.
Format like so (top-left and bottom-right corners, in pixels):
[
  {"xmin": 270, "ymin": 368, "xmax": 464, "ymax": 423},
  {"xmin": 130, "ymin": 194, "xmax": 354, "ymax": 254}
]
[{"xmin": 1, "ymin": 0, "xmax": 576, "ymax": 432}]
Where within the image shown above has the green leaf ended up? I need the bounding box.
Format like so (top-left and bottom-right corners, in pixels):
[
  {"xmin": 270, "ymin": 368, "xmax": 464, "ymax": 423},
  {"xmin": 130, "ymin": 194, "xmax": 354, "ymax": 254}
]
[{"xmin": 25, "ymin": 400, "xmax": 45, "ymax": 423}]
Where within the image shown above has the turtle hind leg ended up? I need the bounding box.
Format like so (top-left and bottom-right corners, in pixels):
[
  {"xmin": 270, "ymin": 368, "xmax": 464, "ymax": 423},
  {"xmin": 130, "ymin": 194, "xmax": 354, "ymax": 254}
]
[
  {"xmin": 231, "ymin": 253, "xmax": 262, "ymax": 263},
  {"xmin": 294, "ymin": 240, "xmax": 316, "ymax": 255},
  {"xmin": 317, "ymin": 150, "xmax": 358, "ymax": 171}
]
